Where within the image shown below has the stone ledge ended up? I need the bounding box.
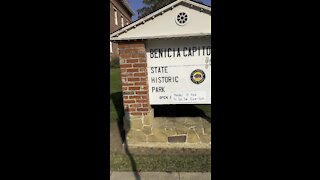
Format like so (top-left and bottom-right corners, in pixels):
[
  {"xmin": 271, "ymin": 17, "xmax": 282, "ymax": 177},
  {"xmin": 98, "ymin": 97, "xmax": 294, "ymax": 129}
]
[
  {"xmin": 124, "ymin": 113, "xmax": 211, "ymax": 146},
  {"xmin": 122, "ymin": 142, "xmax": 211, "ymax": 155},
  {"xmin": 126, "ymin": 142, "xmax": 211, "ymax": 149}
]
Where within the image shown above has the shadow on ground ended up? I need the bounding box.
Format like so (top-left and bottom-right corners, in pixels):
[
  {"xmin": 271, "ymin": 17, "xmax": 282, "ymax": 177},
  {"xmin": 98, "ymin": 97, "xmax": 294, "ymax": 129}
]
[
  {"xmin": 110, "ymin": 92, "xmax": 125, "ymax": 142},
  {"xmin": 111, "ymin": 92, "xmax": 141, "ymax": 179}
]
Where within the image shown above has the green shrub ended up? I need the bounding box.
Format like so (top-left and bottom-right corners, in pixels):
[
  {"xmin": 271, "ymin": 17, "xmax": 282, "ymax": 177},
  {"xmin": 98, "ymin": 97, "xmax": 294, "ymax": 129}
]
[{"xmin": 110, "ymin": 56, "xmax": 120, "ymax": 68}]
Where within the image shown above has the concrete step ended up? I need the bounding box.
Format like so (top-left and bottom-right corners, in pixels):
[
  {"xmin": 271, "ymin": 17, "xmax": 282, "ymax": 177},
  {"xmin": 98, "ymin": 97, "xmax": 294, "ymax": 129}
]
[{"xmin": 110, "ymin": 171, "xmax": 211, "ymax": 180}]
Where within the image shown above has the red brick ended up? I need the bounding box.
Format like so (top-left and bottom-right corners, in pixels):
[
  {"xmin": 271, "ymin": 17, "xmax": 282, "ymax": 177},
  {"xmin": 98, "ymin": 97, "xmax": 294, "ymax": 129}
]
[
  {"xmin": 129, "ymin": 87, "xmax": 140, "ymax": 90},
  {"xmin": 126, "ymin": 59, "xmax": 139, "ymax": 63},
  {"xmin": 136, "ymin": 91, "xmax": 148, "ymax": 94},
  {"xmin": 127, "ymin": 68, "xmax": 139, "ymax": 72},
  {"xmin": 134, "ymin": 73, "xmax": 146, "ymax": 76},
  {"xmin": 110, "ymin": 0, "xmax": 134, "ymax": 56},
  {"xmin": 122, "ymin": 73, "xmax": 134, "ymax": 77},
  {"xmin": 136, "ymin": 99, "xmax": 148, "ymax": 103},
  {"xmin": 120, "ymin": 64, "xmax": 132, "ymax": 68},
  {"xmin": 117, "ymin": 40, "xmax": 151, "ymax": 117},
  {"xmin": 140, "ymin": 95, "xmax": 148, "ymax": 99},
  {"xmin": 130, "ymin": 104, "xmax": 141, "ymax": 108},
  {"xmin": 137, "ymin": 108, "xmax": 149, "ymax": 111},
  {"xmin": 118, "ymin": 44, "xmax": 130, "ymax": 48},
  {"xmin": 128, "ymin": 107, "xmax": 137, "ymax": 111},
  {"xmin": 133, "ymin": 63, "xmax": 146, "ymax": 67},
  {"xmin": 124, "ymin": 49, "xmax": 137, "ymax": 54},
  {"xmin": 127, "ymin": 78, "xmax": 140, "ymax": 81},
  {"xmin": 135, "ymin": 47, "xmax": 146, "ymax": 51},
  {"xmin": 129, "ymin": 43, "xmax": 145, "ymax": 47},
  {"xmin": 118, "ymin": 49, "xmax": 125, "ymax": 54},
  {"xmin": 124, "ymin": 100, "xmax": 135, "ymax": 103},
  {"xmin": 132, "ymin": 53, "xmax": 146, "ymax": 58},
  {"xmin": 129, "ymin": 96, "xmax": 142, "ymax": 99},
  {"xmin": 135, "ymin": 82, "xmax": 147, "ymax": 85},
  {"xmin": 138, "ymin": 59, "xmax": 147, "ymax": 63},
  {"xmin": 122, "ymin": 83, "xmax": 134, "ymax": 86},
  {"xmin": 120, "ymin": 53, "xmax": 132, "ymax": 59}
]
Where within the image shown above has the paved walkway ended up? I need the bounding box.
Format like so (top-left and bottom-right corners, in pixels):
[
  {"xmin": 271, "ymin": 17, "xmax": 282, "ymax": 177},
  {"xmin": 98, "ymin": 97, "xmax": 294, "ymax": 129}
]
[{"xmin": 110, "ymin": 171, "xmax": 211, "ymax": 180}]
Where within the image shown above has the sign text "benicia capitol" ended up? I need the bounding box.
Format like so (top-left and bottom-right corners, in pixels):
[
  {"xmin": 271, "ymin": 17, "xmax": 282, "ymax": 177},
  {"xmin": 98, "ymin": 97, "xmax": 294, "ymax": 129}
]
[{"xmin": 149, "ymin": 46, "xmax": 211, "ymax": 59}]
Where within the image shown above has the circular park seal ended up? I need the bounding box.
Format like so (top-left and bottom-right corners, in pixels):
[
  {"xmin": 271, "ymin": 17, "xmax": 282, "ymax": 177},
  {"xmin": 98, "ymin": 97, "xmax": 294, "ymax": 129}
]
[{"xmin": 190, "ymin": 69, "xmax": 206, "ymax": 84}]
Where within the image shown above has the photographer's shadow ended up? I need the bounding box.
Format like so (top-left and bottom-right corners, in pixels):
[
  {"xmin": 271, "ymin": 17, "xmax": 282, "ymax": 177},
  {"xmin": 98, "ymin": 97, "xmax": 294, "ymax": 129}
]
[{"xmin": 110, "ymin": 92, "xmax": 141, "ymax": 180}]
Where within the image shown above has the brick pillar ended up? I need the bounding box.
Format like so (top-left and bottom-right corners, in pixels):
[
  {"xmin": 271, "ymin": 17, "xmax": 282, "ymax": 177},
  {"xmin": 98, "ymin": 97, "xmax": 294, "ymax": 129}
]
[{"xmin": 118, "ymin": 40, "xmax": 152, "ymax": 118}]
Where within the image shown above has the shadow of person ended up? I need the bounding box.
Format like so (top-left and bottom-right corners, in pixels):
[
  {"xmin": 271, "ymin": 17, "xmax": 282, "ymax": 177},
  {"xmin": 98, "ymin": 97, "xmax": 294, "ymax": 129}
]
[
  {"xmin": 110, "ymin": 92, "xmax": 141, "ymax": 180},
  {"xmin": 123, "ymin": 135, "xmax": 141, "ymax": 180},
  {"xmin": 110, "ymin": 92, "xmax": 125, "ymax": 141}
]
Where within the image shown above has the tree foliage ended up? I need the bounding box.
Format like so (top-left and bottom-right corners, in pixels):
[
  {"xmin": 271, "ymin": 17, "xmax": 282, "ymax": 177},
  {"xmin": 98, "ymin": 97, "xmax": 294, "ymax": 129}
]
[{"xmin": 137, "ymin": 0, "xmax": 203, "ymax": 19}]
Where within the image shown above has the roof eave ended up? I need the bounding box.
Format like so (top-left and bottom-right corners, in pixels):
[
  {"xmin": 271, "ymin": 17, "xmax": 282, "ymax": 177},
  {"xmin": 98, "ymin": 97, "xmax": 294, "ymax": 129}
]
[
  {"xmin": 110, "ymin": 0, "xmax": 211, "ymax": 39},
  {"xmin": 110, "ymin": 33, "xmax": 211, "ymax": 41},
  {"xmin": 121, "ymin": 0, "xmax": 135, "ymax": 16}
]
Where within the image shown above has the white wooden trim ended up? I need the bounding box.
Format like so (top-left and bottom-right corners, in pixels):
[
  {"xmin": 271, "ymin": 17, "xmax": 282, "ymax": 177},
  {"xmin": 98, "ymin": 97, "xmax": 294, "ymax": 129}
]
[{"xmin": 110, "ymin": 33, "xmax": 211, "ymax": 41}]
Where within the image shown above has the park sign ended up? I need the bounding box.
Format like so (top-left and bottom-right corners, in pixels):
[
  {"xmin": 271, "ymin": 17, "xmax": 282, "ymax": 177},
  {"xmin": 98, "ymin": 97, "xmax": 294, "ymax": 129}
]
[
  {"xmin": 110, "ymin": 0, "xmax": 211, "ymax": 115},
  {"xmin": 147, "ymin": 38, "xmax": 211, "ymax": 104},
  {"xmin": 110, "ymin": 0, "xmax": 211, "ymax": 147}
]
